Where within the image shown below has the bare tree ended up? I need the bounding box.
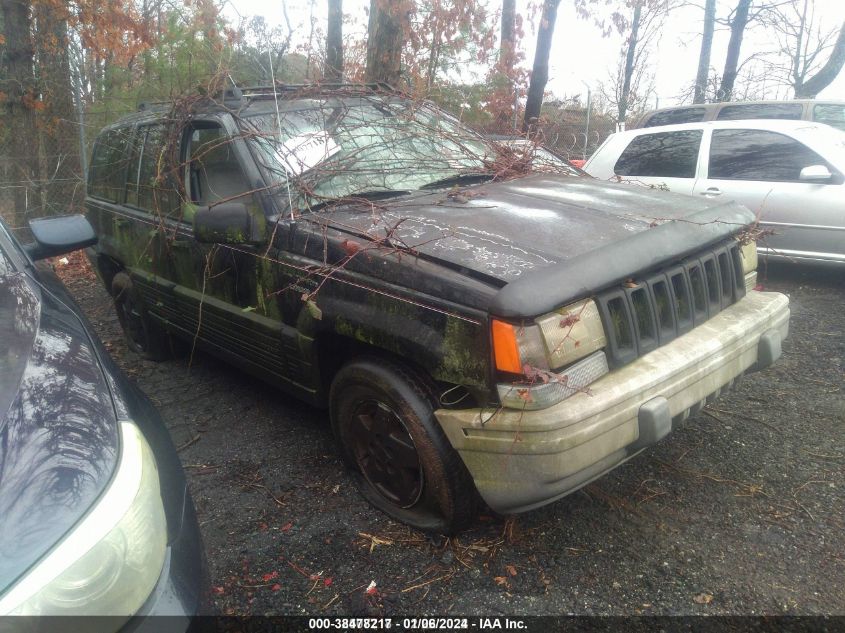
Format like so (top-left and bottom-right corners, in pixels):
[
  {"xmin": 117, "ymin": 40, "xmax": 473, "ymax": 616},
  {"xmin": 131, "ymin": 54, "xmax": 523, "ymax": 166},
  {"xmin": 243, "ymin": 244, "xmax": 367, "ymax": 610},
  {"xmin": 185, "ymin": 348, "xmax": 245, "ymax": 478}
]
[
  {"xmin": 523, "ymin": 0, "xmax": 561, "ymax": 132},
  {"xmin": 693, "ymin": 0, "xmax": 716, "ymax": 103},
  {"xmin": 326, "ymin": 0, "xmax": 343, "ymax": 81},
  {"xmin": 601, "ymin": 1, "xmax": 668, "ymax": 127},
  {"xmin": 762, "ymin": 0, "xmax": 845, "ymax": 98}
]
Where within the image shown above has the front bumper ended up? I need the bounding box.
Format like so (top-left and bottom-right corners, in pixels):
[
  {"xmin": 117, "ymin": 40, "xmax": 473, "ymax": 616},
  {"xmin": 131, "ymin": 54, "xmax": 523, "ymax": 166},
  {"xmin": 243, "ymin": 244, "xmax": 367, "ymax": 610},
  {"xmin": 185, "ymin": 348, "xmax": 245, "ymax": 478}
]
[{"xmin": 435, "ymin": 290, "xmax": 790, "ymax": 514}]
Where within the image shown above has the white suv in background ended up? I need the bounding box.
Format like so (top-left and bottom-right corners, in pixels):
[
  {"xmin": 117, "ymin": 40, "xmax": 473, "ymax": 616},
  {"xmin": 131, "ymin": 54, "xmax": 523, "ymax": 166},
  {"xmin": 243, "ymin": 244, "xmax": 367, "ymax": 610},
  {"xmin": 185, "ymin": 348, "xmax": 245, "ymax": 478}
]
[{"xmin": 584, "ymin": 120, "xmax": 845, "ymax": 266}]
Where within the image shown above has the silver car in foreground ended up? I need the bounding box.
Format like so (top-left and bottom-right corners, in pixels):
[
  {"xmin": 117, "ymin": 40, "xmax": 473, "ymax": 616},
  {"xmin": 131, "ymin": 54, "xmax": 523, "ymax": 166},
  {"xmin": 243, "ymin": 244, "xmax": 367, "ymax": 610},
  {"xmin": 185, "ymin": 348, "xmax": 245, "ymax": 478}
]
[{"xmin": 584, "ymin": 119, "xmax": 845, "ymax": 265}]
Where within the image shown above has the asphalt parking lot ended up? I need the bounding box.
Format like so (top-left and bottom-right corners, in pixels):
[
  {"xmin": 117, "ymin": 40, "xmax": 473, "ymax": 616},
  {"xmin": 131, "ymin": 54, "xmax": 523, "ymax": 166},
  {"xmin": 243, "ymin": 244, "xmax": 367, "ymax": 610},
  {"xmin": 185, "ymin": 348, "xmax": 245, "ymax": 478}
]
[{"xmin": 58, "ymin": 256, "xmax": 844, "ymax": 616}]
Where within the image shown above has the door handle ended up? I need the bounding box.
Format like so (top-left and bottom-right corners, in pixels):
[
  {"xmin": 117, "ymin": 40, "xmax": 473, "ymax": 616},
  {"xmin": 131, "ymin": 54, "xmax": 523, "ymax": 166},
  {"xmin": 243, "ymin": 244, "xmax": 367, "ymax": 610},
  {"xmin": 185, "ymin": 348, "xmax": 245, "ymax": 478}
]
[{"xmin": 699, "ymin": 187, "xmax": 722, "ymax": 197}]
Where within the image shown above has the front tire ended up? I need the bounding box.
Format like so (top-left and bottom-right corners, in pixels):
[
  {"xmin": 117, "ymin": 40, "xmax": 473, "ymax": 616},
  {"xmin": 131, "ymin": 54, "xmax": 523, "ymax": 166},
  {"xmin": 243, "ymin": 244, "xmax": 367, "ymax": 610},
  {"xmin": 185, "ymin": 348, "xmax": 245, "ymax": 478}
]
[
  {"xmin": 330, "ymin": 357, "xmax": 478, "ymax": 534},
  {"xmin": 111, "ymin": 271, "xmax": 172, "ymax": 361}
]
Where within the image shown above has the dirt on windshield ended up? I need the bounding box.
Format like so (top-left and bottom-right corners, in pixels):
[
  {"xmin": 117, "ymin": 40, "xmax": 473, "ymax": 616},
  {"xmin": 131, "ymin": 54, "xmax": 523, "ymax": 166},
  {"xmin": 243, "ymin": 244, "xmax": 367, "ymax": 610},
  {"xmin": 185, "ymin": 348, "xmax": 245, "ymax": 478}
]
[{"xmin": 57, "ymin": 254, "xmax": 844, "ymax": 616}]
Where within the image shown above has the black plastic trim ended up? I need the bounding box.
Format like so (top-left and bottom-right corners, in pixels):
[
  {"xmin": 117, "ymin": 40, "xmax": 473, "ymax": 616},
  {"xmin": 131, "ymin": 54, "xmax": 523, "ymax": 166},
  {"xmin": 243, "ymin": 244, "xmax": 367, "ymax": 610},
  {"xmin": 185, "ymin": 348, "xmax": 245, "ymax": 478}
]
[
  {"xmin": 626, "ymin": 283, "xmax": 659, "ymax": 356},
  {"xmin": 596, "ymin": 289, "xmax": 638, "ymax": 369}
]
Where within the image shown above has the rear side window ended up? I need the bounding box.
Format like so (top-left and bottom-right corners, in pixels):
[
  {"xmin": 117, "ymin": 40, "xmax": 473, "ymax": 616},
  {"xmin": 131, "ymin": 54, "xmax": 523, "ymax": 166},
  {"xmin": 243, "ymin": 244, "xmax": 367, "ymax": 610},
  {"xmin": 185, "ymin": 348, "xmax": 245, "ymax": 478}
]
[
  {"xmin": 813, "ymin": 104, "xmax": 845, "ymax": 131},
  {"xmin": 716, "ymin": 103, "xmax": 803, "ymax": 121},
  {"xmin": 708, "ymin": 129, "xmax": 831, "ymax": 181},
  {"xmin": 614, "ymin": 130, "xmax": 703, "ymax": 178},
  {"xmin": 643, "ymin": 108, "xmax": 706, "ymax": 127},
  {"xmin": 89, "ymin": 127, "xmax": 133, "ymax": 203},
  {"xmin": 133, "ymin": 125, "xmax": 181, "ymax": 216}
]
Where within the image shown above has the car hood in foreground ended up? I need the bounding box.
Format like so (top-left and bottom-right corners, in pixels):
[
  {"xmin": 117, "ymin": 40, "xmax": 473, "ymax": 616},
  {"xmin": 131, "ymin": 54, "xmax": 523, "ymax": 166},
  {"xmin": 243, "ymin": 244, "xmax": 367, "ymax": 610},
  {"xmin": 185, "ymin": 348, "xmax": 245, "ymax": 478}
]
[
  {"xmin": 0, "ymin": 271, "xmax": 119, "ymax": 596},
  {"xmin": 324, "ymin": 174, "xmax": 752, "ymax": 284}
]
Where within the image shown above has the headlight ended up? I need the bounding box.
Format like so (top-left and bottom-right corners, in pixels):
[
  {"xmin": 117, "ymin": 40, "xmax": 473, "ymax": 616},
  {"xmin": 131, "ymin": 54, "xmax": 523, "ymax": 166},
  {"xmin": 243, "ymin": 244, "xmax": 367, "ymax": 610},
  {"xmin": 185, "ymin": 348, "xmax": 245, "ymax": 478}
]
[
  {"xmin": 0, "ymin": 422, "xmax": 167, "ymax": 618},
  {"xmin": 535, "ymin": 299, "xmax": 606, "ymax": 368},
  {"xmin": 740, "ymin": 241, "xmax": 758, "ymax": 292},
  {"xmin": 740, "ymin": 240, "xmax": 757, "ymax": 273},
  {"xmin": 492, "ymin": 300, "xmax": 609, "ymax": 409}
]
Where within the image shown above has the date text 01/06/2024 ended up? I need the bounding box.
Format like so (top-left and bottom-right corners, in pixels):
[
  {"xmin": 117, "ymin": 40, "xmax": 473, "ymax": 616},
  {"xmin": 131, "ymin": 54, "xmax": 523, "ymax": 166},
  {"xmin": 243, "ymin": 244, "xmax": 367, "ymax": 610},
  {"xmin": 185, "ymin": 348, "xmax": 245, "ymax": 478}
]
[{"xmin": 307, "ymin": 618, "xmax": 527, "ymax": 630}]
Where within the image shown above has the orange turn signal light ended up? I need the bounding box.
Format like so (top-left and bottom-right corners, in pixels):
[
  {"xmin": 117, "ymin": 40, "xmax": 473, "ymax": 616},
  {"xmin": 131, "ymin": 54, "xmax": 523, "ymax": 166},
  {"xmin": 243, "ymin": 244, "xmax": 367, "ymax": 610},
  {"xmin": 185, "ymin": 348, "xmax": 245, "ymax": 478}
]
[{"xmin": 492, "ymin": 319, "xmax": 522, "ymax": 374}]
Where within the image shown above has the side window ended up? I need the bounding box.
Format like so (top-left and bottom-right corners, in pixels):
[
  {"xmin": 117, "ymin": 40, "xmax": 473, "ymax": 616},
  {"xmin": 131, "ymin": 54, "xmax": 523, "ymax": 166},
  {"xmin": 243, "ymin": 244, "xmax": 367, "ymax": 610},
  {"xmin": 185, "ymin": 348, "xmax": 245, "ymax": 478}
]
[
  {"xmin": 125, "ymin": 128, "xmax": 145, "ymax": 208},
  {"xmin": 643, "ymin": 108, "xmax": 706, "ymax": 127},
  {"xmin": 813, "ymin": 104, "xmax": 845, "ymax": 131},
  {"xmin": 185, "ymin": 125, "xmax": 251, "ymax": 206},
  {"xmin": 89, "ymin": 128, "xmax": 133, "ymax": 203},
  {"xmin": 136, "ymin": 125, "xmax": 180, "ymax": 216},
  {"xmin": 708, "ymin": 129, "xmax": 833, "ymax": 182},
  {"xmin": 614, "ymin": 130, "xmax": 703, "ymax": 178},
  {"xmin": 716, "ymin": 103, "xmax": 802, "ymax": 121}
]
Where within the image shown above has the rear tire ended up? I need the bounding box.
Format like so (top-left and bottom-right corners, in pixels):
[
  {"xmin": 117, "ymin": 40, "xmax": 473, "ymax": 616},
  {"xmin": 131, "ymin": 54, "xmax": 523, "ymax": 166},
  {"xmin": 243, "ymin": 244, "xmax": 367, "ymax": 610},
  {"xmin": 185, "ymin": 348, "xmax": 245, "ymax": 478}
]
[
  {"xmin": 330, "ymin": 357, "xmax": 478, "ymax": 534},
  {"xmin": 111, "ymin": 272, "xmax": 172, "ymax": 361}
]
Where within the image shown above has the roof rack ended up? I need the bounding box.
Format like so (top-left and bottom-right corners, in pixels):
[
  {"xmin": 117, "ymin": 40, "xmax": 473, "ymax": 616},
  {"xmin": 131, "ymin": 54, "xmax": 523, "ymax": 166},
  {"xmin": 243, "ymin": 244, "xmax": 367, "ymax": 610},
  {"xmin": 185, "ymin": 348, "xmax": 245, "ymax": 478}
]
[
  {"xmin": 137, "ymin": 82, "xmax": 398, "ymax": 111},
  {"xmin": 240, "ymin": 82, "xmax": 395, "ymax": 97}
]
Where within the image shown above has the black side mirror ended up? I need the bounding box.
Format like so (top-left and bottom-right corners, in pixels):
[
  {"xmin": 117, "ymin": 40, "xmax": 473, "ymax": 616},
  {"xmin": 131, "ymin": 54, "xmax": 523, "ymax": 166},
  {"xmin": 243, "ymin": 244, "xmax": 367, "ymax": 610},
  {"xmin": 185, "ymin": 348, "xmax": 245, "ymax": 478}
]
[
  {"xmin": 24, "ymin": 214, "xmax": 98, "ymax": 261},
  {"xmin": 193, "ymin": 203, "xmax": 264, "ymax": 245}
]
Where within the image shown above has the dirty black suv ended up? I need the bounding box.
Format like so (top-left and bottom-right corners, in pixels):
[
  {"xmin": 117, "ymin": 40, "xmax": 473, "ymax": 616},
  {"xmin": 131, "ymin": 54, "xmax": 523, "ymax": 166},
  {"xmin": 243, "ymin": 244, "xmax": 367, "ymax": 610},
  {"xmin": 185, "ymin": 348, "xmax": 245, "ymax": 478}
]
[{"xmin": 86, "ymin": 84, "xmax": 790, "ymax": 533}]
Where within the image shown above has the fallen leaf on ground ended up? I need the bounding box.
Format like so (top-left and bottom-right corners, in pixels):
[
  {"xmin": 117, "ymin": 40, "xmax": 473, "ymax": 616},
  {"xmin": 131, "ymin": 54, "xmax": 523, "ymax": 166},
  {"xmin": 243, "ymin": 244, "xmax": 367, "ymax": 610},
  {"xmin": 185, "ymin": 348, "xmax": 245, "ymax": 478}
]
[{"xmin": 693, "ymin": 593, "xmax": 714, "ymax": 604}]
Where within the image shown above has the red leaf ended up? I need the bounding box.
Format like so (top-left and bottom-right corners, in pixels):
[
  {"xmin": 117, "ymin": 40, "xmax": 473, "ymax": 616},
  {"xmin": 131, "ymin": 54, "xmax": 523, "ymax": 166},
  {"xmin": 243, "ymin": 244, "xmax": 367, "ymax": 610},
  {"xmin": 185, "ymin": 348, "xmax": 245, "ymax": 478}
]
[
  {"xmin": 212, "ymin": 586, "xmax": 226, "ymax": 594},
  {"xmin": 271, "ymin": 583, "xmax": 282, "ymax": 591},
  {"xmin": 262, "ymin": 571, "xmax": 278, "ymax": 582},
  {"xmin": 559, "ymin": 314, "xmax": 580, "ymax": 329},
  {"xmin": 341, "ymin": 239, "xmax": 362, "ymax": 256},
  {"xmin": 324, "ymin": 577, "xmax": 334, "ymax": 587},
  {"xmin": 281, "ymin": 522, "xmax": 293, "ymax": 532}
]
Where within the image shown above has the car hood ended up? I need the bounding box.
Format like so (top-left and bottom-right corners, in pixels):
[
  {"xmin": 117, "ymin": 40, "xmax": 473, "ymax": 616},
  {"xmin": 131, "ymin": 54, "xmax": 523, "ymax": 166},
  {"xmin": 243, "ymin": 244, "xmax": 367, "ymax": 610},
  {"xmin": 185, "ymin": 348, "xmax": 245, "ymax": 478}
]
[
  {"xmin": 0, "ymin": 271, "xmax": 119, "ymax": 596},
  {"xmin": 325, "ymin": 174, "xmax": 750, "ymax": 284}
]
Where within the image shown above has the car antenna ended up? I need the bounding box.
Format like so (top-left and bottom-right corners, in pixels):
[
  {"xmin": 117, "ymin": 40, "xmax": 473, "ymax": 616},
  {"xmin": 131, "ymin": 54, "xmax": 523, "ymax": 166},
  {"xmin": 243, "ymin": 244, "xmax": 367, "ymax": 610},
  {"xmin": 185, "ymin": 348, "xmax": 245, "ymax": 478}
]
[{"xmin": 267, "ymin": 51, "xmax": 296, "ymax": 220}]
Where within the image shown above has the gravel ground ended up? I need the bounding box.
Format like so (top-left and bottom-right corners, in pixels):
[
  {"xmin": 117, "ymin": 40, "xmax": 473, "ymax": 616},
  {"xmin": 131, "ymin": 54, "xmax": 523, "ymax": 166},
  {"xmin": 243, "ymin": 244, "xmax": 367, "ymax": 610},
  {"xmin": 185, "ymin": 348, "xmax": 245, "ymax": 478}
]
[{"xmin": 56, "ymin": 255, "xmax": 844, "ymax": 617}]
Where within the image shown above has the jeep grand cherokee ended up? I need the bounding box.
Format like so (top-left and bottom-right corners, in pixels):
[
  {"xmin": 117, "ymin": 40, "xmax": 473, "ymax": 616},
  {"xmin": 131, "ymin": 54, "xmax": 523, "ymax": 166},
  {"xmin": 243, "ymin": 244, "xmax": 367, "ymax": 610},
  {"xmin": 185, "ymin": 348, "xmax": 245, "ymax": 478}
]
[{"xmin": 85, "ymin": 84, "xmax": 789, "ymax": 534}]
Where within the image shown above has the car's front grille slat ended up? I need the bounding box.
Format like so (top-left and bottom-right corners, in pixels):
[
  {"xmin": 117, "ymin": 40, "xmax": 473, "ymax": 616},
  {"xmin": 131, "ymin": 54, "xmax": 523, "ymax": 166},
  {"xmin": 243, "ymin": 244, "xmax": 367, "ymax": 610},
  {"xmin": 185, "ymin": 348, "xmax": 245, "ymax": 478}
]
[{"xmin": 597, "ymin": 240, "xmax": 745, "ymax": 369}]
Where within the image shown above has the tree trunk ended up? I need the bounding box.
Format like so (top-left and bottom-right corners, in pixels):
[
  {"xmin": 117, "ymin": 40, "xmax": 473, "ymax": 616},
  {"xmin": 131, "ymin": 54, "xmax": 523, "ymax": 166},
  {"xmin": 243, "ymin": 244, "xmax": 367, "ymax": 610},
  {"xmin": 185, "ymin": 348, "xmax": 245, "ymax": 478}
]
[
  {"xmin": 35, "ymin": 2, "xmax": 82, "ymax": 213},
  {"xmin": 523, "ymin": 0, "xmax": 561, "ymax": 133},
  {"xmin": 717, "ymin": 0, "xmax": 752, "ymax": 102},
  {"xmin": 1, "ymin": 0, "xmax": 39, "ymax": 226},
  {"xmin": 619, "ymin": 3, "xmax": 642, "ymax": 126},
  {"xmin": 693, "ymin": 0, "xmax": 716, "ymax": 104},
  {"xmin": 796, "ymin": 21, "xmax": 845, "ymax": 98},
  {"xmin": 325, "ymin": 0, "xmax": 343, "ymax": 81},
  {"xmin": 425, "ymin": 14, "xmax": 442, "ymax": 90},
  {"xmin": 500, "ymin": 0, "xmax": 515, "ymax": 72},
  {"xmin": 364, "ymin": 0, "xmax": 408, "ymax": 87}
]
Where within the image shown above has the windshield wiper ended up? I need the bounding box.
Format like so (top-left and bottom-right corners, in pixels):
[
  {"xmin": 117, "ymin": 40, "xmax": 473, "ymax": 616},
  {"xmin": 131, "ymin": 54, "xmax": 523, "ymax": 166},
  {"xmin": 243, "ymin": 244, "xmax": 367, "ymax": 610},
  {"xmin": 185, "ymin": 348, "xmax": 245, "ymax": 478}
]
[
  {"xmin": 420, "ymin": 172, "xmax": 494, "ymax": 190},
  {"xmin": 306, "ymin": 189, "xmax": 411, "ymax": 212}
]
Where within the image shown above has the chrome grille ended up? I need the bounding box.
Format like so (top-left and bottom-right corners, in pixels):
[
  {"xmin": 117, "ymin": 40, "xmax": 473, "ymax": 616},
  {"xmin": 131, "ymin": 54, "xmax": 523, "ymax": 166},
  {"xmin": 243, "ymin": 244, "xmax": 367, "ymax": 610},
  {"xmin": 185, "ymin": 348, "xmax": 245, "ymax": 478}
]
[{"xmin": 596, "ymin": 241, "xmax": 745, "ymax": 369}]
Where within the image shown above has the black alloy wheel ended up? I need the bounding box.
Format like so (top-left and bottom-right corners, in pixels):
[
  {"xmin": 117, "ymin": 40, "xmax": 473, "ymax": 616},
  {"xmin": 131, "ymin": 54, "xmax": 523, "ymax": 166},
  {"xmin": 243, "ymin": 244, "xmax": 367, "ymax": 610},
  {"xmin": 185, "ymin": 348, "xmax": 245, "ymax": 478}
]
[
  {"xmin": 347, "ymin": 399, "xmax": 423, "ymax": 508},
  {"xmin": 330, "ymin": 357, "xmax": 478, "ymax": 534}
]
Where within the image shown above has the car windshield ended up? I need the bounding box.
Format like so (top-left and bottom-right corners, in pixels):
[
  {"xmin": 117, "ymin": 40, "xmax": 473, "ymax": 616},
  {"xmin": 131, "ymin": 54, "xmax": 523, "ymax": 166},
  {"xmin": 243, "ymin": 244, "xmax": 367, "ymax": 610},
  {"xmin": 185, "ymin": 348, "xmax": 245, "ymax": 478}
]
[{"xmin": 243, "ymin": 99, "xmax": 495, "ymax": 209}]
